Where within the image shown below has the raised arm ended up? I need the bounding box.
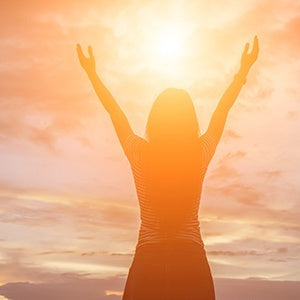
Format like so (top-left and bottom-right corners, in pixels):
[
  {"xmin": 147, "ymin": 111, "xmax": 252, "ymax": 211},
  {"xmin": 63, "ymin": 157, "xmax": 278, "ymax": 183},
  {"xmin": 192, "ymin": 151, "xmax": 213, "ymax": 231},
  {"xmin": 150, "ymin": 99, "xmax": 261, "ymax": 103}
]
[
  {"xmin": 76, "ymin": 44, "xmax": 133, "ymax": 147},
  {"xmin": 203, "ymin": 35, "xmax": 259, "ymax": 149}
]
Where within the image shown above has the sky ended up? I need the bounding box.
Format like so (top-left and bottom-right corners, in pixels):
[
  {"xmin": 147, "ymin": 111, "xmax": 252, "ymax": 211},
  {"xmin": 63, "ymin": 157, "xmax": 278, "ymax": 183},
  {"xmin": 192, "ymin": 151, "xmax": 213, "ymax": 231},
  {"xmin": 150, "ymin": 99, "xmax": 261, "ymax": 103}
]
[{"xmin": 0, "ymin": 0, "xmax": 299, "ymax": 299}]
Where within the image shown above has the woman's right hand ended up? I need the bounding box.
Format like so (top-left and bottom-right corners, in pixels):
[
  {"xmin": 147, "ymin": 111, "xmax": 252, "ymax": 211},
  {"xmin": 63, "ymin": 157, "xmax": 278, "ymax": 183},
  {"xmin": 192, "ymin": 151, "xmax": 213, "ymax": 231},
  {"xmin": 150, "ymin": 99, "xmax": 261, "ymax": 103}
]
[
  {"xmin": 76, "ymin": 44, "xmax": 96, "ymax": 74},
  {"xmin": 240, "ymin": 35, "xmax": 259, "ymax": 74}
]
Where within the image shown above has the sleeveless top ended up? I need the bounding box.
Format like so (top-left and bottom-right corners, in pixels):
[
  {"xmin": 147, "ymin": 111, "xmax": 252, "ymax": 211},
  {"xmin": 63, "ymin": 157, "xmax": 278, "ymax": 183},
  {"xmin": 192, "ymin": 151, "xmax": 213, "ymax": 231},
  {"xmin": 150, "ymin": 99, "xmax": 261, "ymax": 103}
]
[{"xmin": 122, "ymin": 132, "xmax": 217, "ymax": 249}]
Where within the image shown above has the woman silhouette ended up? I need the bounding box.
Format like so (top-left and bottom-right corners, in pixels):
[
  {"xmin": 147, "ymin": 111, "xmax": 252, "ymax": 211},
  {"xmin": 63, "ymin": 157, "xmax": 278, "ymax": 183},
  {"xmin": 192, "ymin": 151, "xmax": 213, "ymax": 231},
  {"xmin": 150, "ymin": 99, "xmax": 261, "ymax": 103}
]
[{"xmin": 77, "ymin": 36, "xmax": 259, "ymax": 300}]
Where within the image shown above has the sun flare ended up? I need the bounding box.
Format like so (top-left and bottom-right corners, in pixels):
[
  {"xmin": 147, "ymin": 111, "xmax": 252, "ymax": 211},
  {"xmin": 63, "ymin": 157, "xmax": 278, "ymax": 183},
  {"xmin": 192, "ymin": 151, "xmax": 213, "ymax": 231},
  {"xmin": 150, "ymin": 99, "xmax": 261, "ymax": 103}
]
[
  {"xmin": 157, "ymin": 28, "xmax": 184, "ymax": 59},
  {"xmin": 142, "ymin": 22, "xmax": 194, "ymax": 76}
]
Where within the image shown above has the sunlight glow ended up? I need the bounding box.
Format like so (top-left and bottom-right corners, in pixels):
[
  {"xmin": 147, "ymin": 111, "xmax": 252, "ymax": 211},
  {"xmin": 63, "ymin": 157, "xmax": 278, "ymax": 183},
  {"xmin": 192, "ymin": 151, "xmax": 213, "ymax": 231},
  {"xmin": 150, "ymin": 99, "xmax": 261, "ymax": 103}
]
[
  {"xmin": 205, "ymin": 234, "xmax": 242, "ymax": 246},
  {"xmin": 142, "ymin": 22, "xmax": 195, "ymax": 77},
  {"xmin": 105, "ymin": 290, "xmax": 123, "ymax": 296},
  {"xmin": 157, "ymin": 28, "xmax": 184, "ymax": 59},
  {"xmin": 41, "ymin": 261, "xmax": 128, "ymax": 276}
]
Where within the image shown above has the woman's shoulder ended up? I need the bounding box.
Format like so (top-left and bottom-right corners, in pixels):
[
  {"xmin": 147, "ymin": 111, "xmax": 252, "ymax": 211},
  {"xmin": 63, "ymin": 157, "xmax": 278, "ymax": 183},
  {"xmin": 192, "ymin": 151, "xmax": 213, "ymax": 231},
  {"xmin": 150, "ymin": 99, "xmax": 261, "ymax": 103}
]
[
  {"xmin": 123, "ymin": 133, "xmax": 149, "ymax": 162},
  {"xmin": 124, "ymin": 133, "xmax": 148, "ymax": 147}
]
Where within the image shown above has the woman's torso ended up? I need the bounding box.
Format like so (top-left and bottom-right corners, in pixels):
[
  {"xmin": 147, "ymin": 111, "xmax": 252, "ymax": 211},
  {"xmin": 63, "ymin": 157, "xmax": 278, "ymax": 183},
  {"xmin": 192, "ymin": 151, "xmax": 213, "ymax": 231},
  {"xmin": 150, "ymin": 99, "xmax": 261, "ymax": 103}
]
[{"xmin": 124, "ymin": 134, "xmax": 214, "ymax": 249}]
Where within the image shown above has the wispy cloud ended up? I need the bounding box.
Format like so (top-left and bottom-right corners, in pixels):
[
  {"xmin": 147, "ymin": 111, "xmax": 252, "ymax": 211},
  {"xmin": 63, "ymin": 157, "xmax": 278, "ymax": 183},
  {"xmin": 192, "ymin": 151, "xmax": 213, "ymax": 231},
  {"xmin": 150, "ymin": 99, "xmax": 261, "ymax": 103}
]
[{"xmin": 1, "ymin": 276, "xmax": 300, "ymax": 300}]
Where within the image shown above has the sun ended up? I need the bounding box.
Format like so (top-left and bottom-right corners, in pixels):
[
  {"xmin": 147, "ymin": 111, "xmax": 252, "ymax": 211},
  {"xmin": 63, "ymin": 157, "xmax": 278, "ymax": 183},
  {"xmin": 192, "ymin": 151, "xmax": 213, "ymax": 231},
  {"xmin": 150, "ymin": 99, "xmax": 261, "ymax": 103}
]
[
  {"xmin": 139, "ymin": 21, "xmax": 195, "ymax": 78},
  {"xmin": 140, "ymin": 22, "xmax": 194, "ymax": 77},
  {"xmin": 157, "ymin": 28, "xmax": 184, "ymax": 59}
]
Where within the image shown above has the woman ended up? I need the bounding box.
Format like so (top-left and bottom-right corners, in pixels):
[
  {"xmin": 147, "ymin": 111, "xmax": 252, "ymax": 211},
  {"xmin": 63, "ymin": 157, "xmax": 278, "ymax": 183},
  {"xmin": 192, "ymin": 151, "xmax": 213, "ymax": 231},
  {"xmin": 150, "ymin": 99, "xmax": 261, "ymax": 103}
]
[{"xmin": 77, "ymin": 36, "xmax": 259, "ymax": 300}]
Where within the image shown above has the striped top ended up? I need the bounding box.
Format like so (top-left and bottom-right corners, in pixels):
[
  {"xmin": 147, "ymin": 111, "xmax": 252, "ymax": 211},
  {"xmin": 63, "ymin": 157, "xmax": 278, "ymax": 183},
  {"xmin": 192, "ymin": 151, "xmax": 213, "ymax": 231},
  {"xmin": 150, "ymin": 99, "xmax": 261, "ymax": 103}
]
[{"xmin": 122, "ymin": 133, "xmax": 217, "ymax": 249}]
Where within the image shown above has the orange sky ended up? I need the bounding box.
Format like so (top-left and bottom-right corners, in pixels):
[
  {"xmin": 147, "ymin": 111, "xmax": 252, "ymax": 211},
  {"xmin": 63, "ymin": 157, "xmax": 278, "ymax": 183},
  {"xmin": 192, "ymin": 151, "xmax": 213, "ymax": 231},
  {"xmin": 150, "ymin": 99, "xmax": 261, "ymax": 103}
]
[{"xmin": 0, "ymin": 0, "xmax": 299, "ymax": 299}]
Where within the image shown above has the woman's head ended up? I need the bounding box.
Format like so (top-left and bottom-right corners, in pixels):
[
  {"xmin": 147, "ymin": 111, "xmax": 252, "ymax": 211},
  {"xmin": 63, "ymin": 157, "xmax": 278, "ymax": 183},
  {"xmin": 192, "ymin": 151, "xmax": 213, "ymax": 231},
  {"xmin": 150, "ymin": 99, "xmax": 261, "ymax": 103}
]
[{"xmin": 145, "ymin": 88, "xmax": 200, "ymax": 145}]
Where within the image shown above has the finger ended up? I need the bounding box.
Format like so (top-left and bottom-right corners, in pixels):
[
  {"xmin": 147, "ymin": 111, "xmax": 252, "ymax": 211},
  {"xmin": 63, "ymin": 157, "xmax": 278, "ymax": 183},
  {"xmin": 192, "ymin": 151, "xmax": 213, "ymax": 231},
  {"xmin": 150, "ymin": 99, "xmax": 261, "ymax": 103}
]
[
  {"xmin": 249, "ymin": 36, "xmax": 258, "ymax": 59},
  {"xmin": 88, "ymin": 45, "xmax": 94, "ymax": 58},
  {"xmin": 76, "ymin": 44, "xmax": 86, "ymax": 59},
  {"xmin": 243, "ymin": 42, "xmax": 249, "ymax": 56},
  {"xmin": 251, "ymin": 35, "xmax": 259, "ymax": 56}
]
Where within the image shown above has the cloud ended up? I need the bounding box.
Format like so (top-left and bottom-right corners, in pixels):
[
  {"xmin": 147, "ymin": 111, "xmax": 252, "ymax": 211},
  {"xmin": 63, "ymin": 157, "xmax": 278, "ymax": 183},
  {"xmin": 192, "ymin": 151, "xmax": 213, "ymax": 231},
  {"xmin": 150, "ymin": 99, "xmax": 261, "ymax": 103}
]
[
  {"xmin": 214, "ymin": 278, "xmax": 300, "ymax": 300},
  {"xmin": 0, "ymin": 189, "xmax": 138, "ymax": 231},
  {"xmin": 205, "ymin": 181, "xmax": 263, "ymax": 206},
  {"xmin": 207, "ymin": 164, "xmax": 241, "ymax": 181},
  {"xmin": 208, "ymin": 247, "xmax": 288, "ymax": 257},
  {"xmin": 220, "ymin": 150, "xmax": 247, "ymax": 161},
  {"xmin": 268, "ymin": 15, "xmax": 300, "ymax": 59},
  {"xmin": 209, "ymin": 250, "xmax": 263, "ymax": 256},
  {"xmin": 222, "ymin": 129, "xmax": 242, "ymax": 141},
  {"xmin": 258, "ymin": 170, "xmax": 282, "ymax": 180},
  {"xmin": 110, "ymin": 252, "xmax": 133, "ymax": 257},
  {"xmin": 37, "ymin": 250, "xmax": 77, "ymax": 256},
  {"xmin": 1, "ymin": 276, "xmax": 300, "ymax": 300},
  {"xmin": 0, "ymin": 275, "xmax": 125, "ymax": 300}
]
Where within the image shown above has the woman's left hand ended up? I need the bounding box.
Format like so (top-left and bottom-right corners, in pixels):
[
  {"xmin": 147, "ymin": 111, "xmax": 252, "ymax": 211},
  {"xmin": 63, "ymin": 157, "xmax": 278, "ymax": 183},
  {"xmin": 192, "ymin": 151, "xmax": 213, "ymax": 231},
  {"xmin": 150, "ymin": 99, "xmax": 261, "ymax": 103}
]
[{"xmin": 76, "ymin": 44, "xmax": 96, "ymax": 74}]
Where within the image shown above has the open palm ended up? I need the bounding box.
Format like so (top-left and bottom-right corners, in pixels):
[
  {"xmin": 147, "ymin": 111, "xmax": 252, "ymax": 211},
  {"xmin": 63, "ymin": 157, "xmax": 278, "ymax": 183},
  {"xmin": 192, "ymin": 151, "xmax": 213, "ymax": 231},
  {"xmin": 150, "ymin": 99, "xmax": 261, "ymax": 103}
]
[
  {"xmin": 240, "ymin": 35, "xmax": 259, "ymax": 72},
  {"xmin": 76, "ymin": 44, "xmax": 95, "ymax": 74}
]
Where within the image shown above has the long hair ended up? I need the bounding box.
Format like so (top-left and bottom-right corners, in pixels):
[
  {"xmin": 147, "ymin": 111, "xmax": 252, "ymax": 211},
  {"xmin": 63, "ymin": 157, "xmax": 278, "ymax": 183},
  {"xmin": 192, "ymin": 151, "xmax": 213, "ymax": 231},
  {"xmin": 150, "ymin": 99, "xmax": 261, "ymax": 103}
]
[{"xmin": 144, "ymin": 88, "xmax": 201, "ymax": 232}]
